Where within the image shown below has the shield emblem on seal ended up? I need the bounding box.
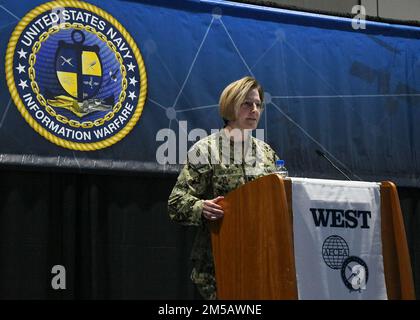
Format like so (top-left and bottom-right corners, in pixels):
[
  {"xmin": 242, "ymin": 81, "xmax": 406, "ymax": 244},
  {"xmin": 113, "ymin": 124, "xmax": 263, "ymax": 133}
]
[{"xmin": 56, "ymin": 40, "xmax": 102, "ymax": 101}]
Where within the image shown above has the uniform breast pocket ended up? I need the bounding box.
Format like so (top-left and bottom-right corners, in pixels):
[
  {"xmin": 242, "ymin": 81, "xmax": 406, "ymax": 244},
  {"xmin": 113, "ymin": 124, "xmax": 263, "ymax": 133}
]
[
  {"xmin": 262, "ymin": 163, "xmax": 275, "ymax": 174},
  {"xmin": 245, "ymin": 163, "xmax": 274, "ymax": 178},
  {"xmin": 212, "ymin": 165, "xmax": 245, "ymax": 196}
]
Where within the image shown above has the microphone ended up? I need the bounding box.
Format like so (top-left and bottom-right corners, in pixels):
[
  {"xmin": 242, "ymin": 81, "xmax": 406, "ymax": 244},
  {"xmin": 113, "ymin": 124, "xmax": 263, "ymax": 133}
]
[{"xmin": 315, "ymin": 149, "xmax": 355, "ymax": 181}]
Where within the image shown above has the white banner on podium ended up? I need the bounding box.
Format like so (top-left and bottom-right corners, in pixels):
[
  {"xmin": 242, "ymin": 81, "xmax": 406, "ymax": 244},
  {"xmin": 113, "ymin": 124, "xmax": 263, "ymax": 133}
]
[{"xmin": 291, "ymin": 178, "xmax": 387, "ymax": 299}]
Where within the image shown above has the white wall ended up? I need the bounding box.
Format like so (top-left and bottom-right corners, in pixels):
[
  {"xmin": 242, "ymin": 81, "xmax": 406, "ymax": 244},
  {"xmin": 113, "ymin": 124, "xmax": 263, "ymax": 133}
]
[
  {"xmin": 260, "ymin": 0, "xmax": 420, "ymax": 23},
  {"xmin": 376, "ymin": 0, "xmax": 420, "ymax": 21}
]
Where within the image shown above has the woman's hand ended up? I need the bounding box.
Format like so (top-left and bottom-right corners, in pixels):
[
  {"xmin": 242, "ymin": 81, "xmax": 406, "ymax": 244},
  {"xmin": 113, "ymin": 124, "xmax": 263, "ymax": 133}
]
[{"xmin": 202, "ymin": 196, "xmax": 224, "ymax": 221}]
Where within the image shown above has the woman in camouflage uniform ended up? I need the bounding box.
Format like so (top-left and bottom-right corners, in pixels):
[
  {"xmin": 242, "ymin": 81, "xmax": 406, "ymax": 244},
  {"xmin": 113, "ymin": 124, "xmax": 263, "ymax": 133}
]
[{"xmin": 168, "ymin": 76, "xmax": 279, "ymax": 299}]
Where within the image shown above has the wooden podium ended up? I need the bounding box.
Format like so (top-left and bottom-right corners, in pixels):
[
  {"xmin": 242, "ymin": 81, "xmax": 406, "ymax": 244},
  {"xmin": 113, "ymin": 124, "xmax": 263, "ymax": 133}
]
[{"xmin": 209, "ymin": 174, "xmax": 415, "ymax": 300}]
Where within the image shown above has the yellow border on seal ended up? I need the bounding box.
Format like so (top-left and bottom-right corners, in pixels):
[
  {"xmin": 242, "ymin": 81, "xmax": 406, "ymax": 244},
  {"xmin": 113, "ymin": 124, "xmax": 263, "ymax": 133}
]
[{"xmin": 5, "ymin": 0, "xmax": 147, "ymax": 151}]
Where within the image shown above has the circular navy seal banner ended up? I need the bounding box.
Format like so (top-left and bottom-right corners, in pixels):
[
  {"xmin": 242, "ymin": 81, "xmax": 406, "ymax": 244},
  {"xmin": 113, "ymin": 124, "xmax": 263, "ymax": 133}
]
[{"xmin": 6, "ymin": 0, "xmax": 147, "ymax": 151}]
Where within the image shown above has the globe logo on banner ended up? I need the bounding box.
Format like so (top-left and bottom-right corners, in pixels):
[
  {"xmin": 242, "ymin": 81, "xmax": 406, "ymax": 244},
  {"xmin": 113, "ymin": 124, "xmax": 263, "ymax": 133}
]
[
  {"xmin": 5, "ymin": 1, "xmax": 147, "ymax": 151},
  {"xmin": 322, "ymin": 235, "xmax": 349, "ymax": 269},
  {"xmin": 322, "ymin": 235, "xmax": 369, "ymax": 292}
]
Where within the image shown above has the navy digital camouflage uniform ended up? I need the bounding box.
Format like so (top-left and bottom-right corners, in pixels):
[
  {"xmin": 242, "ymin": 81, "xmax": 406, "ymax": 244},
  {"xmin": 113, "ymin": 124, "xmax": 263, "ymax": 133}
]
[{"xmin": 168, "ymin": 129, "xmax": 279, "ymax": 300}]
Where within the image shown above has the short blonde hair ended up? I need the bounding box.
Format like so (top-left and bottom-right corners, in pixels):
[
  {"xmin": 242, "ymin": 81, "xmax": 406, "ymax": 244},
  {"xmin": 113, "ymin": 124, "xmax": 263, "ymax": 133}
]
[{"xmin": 219, "ymin": 76, "xmax": 264, "ymax": 122}]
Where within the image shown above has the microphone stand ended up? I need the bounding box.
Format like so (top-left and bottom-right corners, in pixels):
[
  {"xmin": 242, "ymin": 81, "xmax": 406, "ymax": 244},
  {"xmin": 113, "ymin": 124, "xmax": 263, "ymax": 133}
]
[{"xmin": 315, "ymin": 149, "xmax": 354, "ymax": 181}]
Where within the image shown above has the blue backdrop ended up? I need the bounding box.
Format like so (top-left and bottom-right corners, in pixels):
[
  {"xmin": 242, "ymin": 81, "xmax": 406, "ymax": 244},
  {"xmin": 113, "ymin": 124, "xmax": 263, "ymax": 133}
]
[{"xmin": 1, "ymin": 0, "xmax": 419, "ymax": 187}]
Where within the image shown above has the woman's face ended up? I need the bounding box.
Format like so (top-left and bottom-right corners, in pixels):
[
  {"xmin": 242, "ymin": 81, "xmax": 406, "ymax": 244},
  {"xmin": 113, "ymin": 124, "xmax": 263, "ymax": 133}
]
[{"xmin": 229, "ymin": 88, "xmax": 262, "ymax": 130}]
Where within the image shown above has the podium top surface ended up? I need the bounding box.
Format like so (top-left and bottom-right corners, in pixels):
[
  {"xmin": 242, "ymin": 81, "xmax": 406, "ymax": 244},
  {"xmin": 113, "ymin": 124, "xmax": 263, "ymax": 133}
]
[{"xmin": 289, "ymin": 177, "xmax": 381, "ymax": 188}]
